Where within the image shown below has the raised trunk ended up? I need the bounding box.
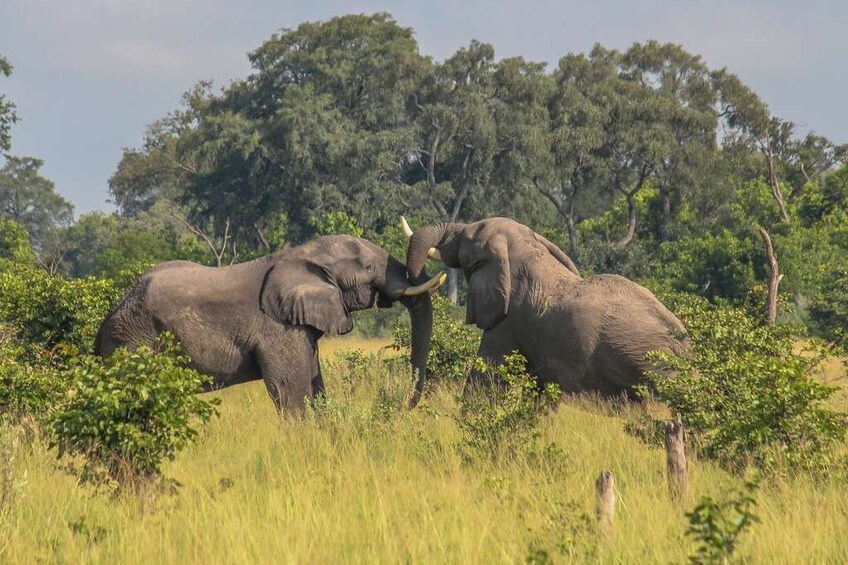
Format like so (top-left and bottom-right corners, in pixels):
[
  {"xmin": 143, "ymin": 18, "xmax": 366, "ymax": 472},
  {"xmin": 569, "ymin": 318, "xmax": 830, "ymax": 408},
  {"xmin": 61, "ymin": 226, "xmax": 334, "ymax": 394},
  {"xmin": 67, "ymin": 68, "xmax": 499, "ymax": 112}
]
[{"xmin": 406, "ymin": 223, "xmax": 456, "ymax": 279}]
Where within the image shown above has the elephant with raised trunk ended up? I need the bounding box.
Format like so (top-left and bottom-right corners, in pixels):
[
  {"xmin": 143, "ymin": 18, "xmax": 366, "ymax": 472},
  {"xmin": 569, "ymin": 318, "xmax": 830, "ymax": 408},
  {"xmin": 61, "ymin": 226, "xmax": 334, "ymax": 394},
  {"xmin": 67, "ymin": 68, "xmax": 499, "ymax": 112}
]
[
  {"xmin": 95, "ymin": 235, "xmax": 445, "ymax": 413},
  {"xmin": 402, "ymin": 217, "xmax": 688, "ymax": 398}
]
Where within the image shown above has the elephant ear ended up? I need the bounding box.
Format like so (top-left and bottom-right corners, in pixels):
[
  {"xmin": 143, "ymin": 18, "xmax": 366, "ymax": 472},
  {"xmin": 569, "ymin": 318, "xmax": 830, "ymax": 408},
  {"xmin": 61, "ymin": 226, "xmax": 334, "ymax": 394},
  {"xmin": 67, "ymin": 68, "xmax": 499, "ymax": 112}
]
[
  {"xmin": 466, "ymin": 235, "xmax": 511, "ymax": 330},
  {"xmin": 260, "ymin": 259, "xmax": 353, "ymax": 335}
]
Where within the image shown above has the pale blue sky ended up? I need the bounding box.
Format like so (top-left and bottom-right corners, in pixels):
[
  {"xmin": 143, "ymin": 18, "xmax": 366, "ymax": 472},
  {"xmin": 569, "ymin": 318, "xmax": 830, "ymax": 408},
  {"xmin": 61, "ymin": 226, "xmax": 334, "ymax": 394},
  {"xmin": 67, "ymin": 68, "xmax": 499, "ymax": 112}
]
[{"xmin": 2, "ymin": 0, "xmax": 845, "ymax": 215}]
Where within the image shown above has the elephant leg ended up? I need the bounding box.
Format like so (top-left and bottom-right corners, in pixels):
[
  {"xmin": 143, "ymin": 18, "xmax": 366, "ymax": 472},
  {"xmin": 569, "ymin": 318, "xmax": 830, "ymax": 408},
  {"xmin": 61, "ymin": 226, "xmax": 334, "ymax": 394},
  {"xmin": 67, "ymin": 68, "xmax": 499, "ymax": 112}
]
[
  {"xmin": 311, "ymin": 353, "xmax": 326, "ymax": 399},
  {"xmin": 465, "ymin": 327, "xmax": 517, "ymax": 393},
  {"xmin": 256, "ymin": 335, "xmax": 318, "ymax": 416}
]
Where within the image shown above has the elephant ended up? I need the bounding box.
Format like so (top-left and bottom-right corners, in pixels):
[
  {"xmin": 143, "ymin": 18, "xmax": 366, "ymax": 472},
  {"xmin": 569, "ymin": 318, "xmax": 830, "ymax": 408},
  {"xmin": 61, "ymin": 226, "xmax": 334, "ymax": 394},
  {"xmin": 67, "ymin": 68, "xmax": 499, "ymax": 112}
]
[
  {"xmin": 402, "ymin": 217, "xmax": 688, "ymax": 398},
  {"xmin": 95, "ymin": 235, "xmax": 445, "ymax": 414}
]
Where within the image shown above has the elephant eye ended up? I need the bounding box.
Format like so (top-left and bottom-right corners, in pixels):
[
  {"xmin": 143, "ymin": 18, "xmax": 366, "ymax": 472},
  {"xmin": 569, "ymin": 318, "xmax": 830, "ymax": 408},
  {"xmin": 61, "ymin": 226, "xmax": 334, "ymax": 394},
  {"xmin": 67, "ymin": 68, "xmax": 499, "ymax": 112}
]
[{"xmin": 366, "ymin": 264, "xmax": 375, "ymax": 272}]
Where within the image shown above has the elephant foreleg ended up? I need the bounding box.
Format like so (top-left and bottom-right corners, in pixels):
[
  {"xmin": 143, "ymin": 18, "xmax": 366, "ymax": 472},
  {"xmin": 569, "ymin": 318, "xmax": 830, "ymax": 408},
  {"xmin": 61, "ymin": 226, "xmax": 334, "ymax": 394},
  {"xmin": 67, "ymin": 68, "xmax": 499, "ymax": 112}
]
[
  {"xmin": 256, "ymin": 341, "xmax": 318, "ymax": 416},
  {"xmin": 464, "ymin": 327, "xmax": 517, "ymax": 393}
]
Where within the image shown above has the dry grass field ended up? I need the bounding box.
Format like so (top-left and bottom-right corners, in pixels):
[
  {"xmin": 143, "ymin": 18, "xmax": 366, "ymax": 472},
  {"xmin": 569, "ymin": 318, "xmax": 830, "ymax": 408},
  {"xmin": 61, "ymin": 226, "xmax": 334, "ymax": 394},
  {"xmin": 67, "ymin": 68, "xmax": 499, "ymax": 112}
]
[{"xmin": 1, "ymin": 337, "xmax": 847, "ymax": 563}]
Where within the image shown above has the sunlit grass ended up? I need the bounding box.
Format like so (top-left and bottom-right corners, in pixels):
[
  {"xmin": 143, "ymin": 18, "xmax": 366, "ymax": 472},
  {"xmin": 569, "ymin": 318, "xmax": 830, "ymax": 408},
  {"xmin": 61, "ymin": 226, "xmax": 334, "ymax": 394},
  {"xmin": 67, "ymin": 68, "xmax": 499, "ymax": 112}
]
[{"xmin": 2, "ymin": 336, "xmax": 847, "ymax": 563}]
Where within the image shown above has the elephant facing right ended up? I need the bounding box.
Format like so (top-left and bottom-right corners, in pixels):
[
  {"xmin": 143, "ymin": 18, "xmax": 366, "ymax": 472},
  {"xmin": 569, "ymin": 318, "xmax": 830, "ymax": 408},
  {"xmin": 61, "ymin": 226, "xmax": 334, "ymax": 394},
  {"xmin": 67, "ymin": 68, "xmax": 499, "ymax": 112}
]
[{"xmin": 402, "ymin": 217, "xmax": 689, "ymax": 398}]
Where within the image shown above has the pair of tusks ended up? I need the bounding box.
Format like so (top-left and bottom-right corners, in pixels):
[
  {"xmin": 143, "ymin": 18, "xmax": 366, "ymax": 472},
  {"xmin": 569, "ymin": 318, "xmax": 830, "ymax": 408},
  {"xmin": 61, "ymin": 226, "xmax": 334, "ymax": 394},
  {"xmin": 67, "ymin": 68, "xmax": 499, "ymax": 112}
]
[
  {"xmin": 399, "ymin": 216, "xmax": 447, "ymax": 296},
  {"xmin": 400, "ymin": 216, "xmax": 443, "ymax": 261}
]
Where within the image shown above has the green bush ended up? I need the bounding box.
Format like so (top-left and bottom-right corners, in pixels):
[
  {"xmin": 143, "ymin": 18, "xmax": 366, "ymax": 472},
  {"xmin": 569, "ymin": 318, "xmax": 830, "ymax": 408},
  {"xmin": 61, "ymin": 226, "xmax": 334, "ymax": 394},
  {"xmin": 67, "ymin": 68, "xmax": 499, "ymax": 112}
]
[
  {"xmin": 0, "ymin": 264, "xmax": 120, "ymax": 361},
  {"xmin": 0, "ymin": 334, "xmax": 61, "ymax": 423},
  {"xmin": 686, "ymin": 479, "xmax": 759, "ymax": 564},
  {"xmin": 456, "ymin": 352, "xmax": 559, "ymax": 461},
  {"xmin": 645, "ymin": 293, "xmax": 846, "ymax": 474},
  {"xmin": 391, "ymin": 294, "xmax": 480, "ymax": 384},
  {"xmin": 50, "ymin": 334, "xmax": 218, "ymax": 485},
  {"xmin": 0, "ymin": 219, "xmax": 33, "ymax": 265}
]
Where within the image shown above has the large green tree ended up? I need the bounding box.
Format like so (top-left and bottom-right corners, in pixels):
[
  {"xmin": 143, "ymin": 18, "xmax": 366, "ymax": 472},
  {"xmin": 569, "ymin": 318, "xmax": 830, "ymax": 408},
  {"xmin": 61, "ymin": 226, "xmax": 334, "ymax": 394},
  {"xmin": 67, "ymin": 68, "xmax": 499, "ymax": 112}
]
[{"xmin": 0, "ymin": 156, "xmax": 73, "ymax": 251}]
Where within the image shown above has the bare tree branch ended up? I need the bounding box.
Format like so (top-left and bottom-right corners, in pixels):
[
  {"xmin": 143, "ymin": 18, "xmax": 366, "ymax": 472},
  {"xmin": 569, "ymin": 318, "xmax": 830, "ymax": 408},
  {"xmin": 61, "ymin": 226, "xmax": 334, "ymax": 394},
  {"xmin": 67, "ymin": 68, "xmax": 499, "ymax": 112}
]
[{"xmin": 172, "ymin": 211, "xmax": 231, "ymax": 267}]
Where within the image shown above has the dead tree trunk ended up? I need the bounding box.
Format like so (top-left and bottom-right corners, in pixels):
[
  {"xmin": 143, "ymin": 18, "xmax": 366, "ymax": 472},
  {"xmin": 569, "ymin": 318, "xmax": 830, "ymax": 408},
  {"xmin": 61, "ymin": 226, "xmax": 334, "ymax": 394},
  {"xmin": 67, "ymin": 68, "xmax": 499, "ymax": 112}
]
[
  {"xmin": 763, "ymin": 139, "xmax": 791, "ymax": 223},
  {"xmin": 595, "ymin": 469, "xmax": 615, "ymax": 533},
  {"xmin": 664, "ymin": 419, "xmax": 688, "ymax": 501},
  {"xmin": 758, "ymin": 227, "xmax": 783, "ymax": 324}
]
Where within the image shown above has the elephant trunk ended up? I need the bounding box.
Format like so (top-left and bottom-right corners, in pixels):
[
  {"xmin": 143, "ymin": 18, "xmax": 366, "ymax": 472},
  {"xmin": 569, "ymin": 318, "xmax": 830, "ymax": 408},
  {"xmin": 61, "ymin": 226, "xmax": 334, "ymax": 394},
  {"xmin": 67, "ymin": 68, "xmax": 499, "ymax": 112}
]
[
  {"xmin": 382, "ymin": 255, "xmax": 435, "ymax": 407},
  {"xmin": 406, "ymin": 223, "xmax": 459, "ymax": 279},
  {"xmin": 400, "ymin": 290, "xmax": 433, "ymax": 408}
]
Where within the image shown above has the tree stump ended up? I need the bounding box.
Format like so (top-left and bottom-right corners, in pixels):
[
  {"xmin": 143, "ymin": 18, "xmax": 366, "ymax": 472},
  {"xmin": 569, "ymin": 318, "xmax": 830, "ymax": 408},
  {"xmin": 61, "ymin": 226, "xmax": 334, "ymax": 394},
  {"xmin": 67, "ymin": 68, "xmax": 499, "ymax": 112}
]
[
  {"xmin": 595, "ymin": 469, "xmax": 615, "ymax": 533},
  {"xmin": 664, "ymin": 419, "xmax": 687, "ymax": 501}
]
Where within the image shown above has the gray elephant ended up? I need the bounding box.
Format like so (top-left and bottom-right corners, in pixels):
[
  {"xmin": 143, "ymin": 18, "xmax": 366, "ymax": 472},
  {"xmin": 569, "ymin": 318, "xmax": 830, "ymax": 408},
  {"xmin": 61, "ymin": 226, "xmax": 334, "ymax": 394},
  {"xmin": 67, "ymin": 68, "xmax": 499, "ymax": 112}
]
[
  {"xmin": 95, "ymin": 235, "xmax": 444, "ymax": 413},
  {"xmin": 402, "ymin": 217, "xmax": 688, "ymax": 397}
]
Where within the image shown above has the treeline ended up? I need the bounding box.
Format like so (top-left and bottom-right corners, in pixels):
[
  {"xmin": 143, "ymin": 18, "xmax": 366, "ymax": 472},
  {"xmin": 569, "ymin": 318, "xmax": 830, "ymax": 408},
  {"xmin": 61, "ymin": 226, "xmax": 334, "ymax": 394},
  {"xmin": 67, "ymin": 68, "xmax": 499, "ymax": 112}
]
[{"xmin": 1, "ymin": 13, "xmax": 847, "ymax": 343}]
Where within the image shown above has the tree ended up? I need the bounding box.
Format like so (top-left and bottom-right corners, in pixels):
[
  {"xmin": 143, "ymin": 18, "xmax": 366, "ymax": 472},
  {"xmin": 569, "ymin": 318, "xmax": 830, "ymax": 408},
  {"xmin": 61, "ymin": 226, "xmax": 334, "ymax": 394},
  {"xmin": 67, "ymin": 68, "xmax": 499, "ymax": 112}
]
[
  {"xmin": 404, "ymin": 40, "xmax": 499, "ymax": 300},
  {"xmin": 0, "ymin": 218, "xmax": 31, "ymax": 264},
  {"xmin": 714, "ymin": 70, "xmax": 791, "ymax": 223},
  {"xmin": 0, "ymin": 156, "xmax": 73, "ymax": 252},
  {"xmin": 622, "ymin": 41, "xmax": 718, "ymax": 242},
  {"xmin": 0, "ymin": 54, "xmax": 17, "ymax": 154}
]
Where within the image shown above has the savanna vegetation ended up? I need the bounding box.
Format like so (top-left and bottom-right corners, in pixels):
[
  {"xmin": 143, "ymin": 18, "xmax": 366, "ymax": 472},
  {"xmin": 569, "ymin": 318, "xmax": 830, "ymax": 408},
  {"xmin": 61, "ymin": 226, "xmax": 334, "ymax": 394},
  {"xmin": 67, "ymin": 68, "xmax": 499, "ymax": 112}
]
[{"xmin": 1, "ymin": 12, "xmax": 848, "ymax": 563}]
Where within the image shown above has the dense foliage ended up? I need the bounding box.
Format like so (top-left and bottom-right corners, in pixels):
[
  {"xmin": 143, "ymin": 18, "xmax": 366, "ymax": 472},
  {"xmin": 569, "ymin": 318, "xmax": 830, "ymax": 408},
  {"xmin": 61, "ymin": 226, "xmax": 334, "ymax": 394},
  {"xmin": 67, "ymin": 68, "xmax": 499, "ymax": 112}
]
[
  {"xmin": 0, "ymin": 262, "xmax": 120, "ymax": 362},
  {"xmin": 644, "ymin": 293, "xmax": 846, "ymax": 474},
  {"xmin": 51, "ymin": 335, "xmax": 218, "ymax": 485}
]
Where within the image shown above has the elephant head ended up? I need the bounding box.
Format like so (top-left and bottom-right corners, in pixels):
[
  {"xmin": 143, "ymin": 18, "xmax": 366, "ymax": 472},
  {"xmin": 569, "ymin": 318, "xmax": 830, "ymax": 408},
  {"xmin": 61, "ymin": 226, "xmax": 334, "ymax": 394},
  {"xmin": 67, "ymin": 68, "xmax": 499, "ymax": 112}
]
[
  {"xmin": 403, "ymin": 217, "xmax": 580, "ymax": 331},
  {"xmin": 260, "ymin": 235, "xmax": 444, "ymax": 404}
]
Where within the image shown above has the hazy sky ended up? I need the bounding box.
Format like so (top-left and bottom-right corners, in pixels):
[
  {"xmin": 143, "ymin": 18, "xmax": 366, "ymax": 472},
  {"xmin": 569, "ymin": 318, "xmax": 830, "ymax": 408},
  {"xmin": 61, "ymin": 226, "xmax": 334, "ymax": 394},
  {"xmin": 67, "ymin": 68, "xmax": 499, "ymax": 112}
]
[{"xmin": 2, "ymin": 0, "xmax": 846, "ymax": 215}]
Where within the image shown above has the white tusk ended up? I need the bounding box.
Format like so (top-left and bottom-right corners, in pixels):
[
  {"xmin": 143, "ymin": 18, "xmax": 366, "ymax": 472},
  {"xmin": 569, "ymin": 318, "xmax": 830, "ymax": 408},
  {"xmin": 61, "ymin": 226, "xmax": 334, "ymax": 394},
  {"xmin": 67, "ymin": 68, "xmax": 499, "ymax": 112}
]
[
  {"xmin": 427, "ymin": 247, "xmax": 442, "ymax": 261},
  {"xmin": 402, "ymin": 271, "xmax": 448, "ymax": 296},
  {"xmin": 400, "ymin": 216, "xmax": 414, "ymax": 238}
]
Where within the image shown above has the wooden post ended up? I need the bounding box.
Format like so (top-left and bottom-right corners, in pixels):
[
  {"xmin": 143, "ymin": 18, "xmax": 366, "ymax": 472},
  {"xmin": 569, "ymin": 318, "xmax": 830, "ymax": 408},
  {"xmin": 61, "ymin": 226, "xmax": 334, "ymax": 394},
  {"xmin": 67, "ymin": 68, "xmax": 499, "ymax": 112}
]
[
  {"xmin": 664, "ymin": 419, "xmax": 687, "ymax": 501},
  {"xmin": 758, "ymin": 227, "xmax": 784, "ymax": 325},
  {"xmin": 595, "ymin": 469, "xmax": 615, "ymax": 533}
]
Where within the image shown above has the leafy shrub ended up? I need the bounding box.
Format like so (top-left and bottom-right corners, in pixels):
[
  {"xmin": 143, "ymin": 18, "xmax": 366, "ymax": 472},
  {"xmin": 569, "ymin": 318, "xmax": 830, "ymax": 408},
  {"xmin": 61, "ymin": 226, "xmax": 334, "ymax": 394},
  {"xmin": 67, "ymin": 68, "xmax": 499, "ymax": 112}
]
[
  {"xmin": 0, "ymin": 264, "xmax": 120, "ymax": 362},
  {"xmin": 456, "ymin": 352, "xmax": 559, "ymax": 461},
  {"xmin": 0, "ymin": 219, "xmax": 33, "ymax": 265},
  {"xmin": 0, "ymin": 334, "xmax": 61, "ymax": 423},
  {"xmin": 50, "ymin": 334, "xmax": 218, "ymax": 485},
  {"xmin": 392, "ymin": 294, "xmax": 480, "ymax": 384},
  {"xmin": 645, "ymin": 293, "xmax": 846, "ymax": 474},
  {"xmin": 686, "ymin": 479, "xmax": 759, "ymax": 564}
]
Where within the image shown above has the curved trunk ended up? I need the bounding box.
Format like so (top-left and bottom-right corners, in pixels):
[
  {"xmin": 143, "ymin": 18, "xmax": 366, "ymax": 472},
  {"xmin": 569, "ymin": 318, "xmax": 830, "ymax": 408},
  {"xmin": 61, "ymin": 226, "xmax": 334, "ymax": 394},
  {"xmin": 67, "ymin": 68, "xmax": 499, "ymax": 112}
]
[
  {"xmin": 400, "ymin": 292, "xmax": 433, "ymax": 407},
  {"xmin": 406, "ymin": 223, "xmax": 458, "ymax": 279}
]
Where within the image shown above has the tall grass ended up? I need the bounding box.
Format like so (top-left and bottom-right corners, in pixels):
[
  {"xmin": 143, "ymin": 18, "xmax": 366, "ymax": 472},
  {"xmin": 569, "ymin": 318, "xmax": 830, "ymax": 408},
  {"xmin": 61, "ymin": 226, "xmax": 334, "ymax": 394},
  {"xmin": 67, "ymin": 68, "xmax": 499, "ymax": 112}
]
[{"xmin": 1, "ymin": 339, "xmax": 847, "ymax": 563}]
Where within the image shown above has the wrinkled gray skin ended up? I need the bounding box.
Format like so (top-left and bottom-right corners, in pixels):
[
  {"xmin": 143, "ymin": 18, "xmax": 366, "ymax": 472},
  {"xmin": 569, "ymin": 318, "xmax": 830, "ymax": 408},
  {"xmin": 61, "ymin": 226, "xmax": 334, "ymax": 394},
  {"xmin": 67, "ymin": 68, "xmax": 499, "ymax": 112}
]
[
  {"xmin": 96, "ymin": 236, "xmax": 433, "ymax": 414},
  {"xmin": 406, "ymin": 218, "xmax": 688, "ymax": 397}
]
